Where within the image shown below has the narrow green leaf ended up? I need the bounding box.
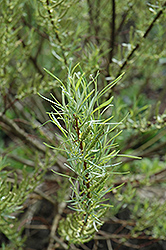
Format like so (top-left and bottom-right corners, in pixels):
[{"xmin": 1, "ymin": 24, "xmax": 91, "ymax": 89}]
[
  {"xmin": 51, "ymin": 169, "xmax": 76, "ymax": 179},
  {"xmin": 98, "ymin": 72, "xmax": 125, "ymax": 99},
  {"xmin": 80, "ymin": 89, "xmax": 95, "ymax": 107},
  {"xmin": 71, "ymin": 62, "xmax": 80, "ymax": 75},
  {"xmin": 38, "ymin": 93, "xmax": 59, "ymax": 106},
  {"xmin": 92, "ymin": 96, "xmax": 114, "ymax": 114},
  {"xmin": 75, "ymin": 73, "xmax": 85, "ymax": 91},
  {"xmin": 43, "ymin": 68, "xmax": 66, "ymax": 89},
  {"xmin": 117, "ymin": 154, "xmax": 142, "ymax": 159},
  {"xmin": 49, "ymin": 113, "xmax": 68, "ymax": 137}
]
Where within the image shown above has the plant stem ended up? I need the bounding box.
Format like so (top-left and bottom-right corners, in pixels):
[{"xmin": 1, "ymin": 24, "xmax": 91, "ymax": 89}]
[
  {"xmin": 73, "ymin": 114, "xmax": 91, "ymax": 198},
  {"xmin": 109, "ymin": 0, "xmax": 116, "ymax": 64}
]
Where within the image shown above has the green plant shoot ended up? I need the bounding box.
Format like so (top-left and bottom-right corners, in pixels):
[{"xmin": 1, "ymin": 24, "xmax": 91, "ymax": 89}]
[{"xmin": 40, "ymin": 65, "xmax": 125, "ymax": 244}]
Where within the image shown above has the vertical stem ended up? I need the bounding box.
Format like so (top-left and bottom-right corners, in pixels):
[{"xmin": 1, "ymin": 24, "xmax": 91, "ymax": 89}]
[
  {"xmin": 109, "ymin": 0, "xmax": 116, "ymax": 63},
  {"xmin": 73, "ymin": 114, "xmax": 91, "ymax": 234},
  {"xmin": 107, "ymin": 0, "xmax": 116, "ymax": 75},
  {"xmin": 73, "ymin": 114, "xmax": 90, "ymax": 198}
]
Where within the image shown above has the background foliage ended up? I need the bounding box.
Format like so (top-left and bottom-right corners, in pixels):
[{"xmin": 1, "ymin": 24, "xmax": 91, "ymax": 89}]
[{"xmin": 0, "ymin": 0, "xmax": 166, "ymax": 249}]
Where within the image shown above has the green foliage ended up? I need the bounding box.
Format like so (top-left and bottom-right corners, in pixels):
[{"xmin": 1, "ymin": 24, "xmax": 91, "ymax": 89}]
[
  {"xmin": 0, "ymin": 157, "xmax": 45, "ymax": 249},
  {"xmin": 113, "ymin": 182, "xmax": 166, "ymax": 240},
  {"xmin": 40, "ymin": 66, "xmax": 125, "ymax": 243},
  {"xmin": 109, "ymin": 156, "xmax": 166, "ymax": 241}
]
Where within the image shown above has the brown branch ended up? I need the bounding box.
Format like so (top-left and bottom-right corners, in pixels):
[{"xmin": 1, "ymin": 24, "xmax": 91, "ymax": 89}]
[
  {"xmin": 2, "ymin": 96, "xmax": 19, "ymax": 115},
  {"xmin": 115, "ymin": 4, "xmax": 133, "ymax": 36},
  {"xmin": 0, "ymin": 111, "xmax": 67, "ymax": 172},
  {"xmin": 0, "ymin": 112, "xmax": 46, "ymax": 153},
  {"xmin": 117, "ymin": 2, "xmax": 166, "ymax": 76},
  {"xmin": 106, "ymin": 0, "xmax": 116, "ymax": 75},
  {"xmin": 7, "ymin": 154, "xmax": 35, "ymax": 168},
  {"xmin": 96, "ymin": 230, "xmax": 160, "ymax": 242},
  {"xmin": 109, "ymin": 0, "xmax": 116, "ymax": 64},
  {"xmin": 47, "ymin": 193, "xmax": 70, "ymax": 250}
]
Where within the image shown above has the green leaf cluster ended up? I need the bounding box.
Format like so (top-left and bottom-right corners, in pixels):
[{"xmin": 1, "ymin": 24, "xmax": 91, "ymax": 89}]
[
  {"xmin": 41, "ymin": 65, "xmax": 125, "ymax": 243},
  {"xmin": 0, "ymin": 157, "xmax": 45, "ymax": 249}
]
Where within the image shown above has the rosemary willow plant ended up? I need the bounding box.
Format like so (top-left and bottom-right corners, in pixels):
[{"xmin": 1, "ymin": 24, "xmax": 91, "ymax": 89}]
[{"xmin": 40, "ymin": 65, "xmax": 125, "ymax": 244}]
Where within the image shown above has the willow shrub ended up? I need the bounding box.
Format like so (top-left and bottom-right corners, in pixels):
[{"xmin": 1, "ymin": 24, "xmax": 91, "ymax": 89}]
[{"xmin": 39, "ymin": 65, "xmax": 138, "ymax": 244}]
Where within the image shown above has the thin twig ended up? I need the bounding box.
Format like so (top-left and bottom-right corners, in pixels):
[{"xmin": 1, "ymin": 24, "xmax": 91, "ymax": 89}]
[
  {"xmin": 7, "ymin": 154, "xmax": 35, "ymax": 168},
  {"xmin": 108, "ymin": 0, "xmax": 116, "ymax": 65},
  {"xmin": 0, "ymin": 112, "xmax": 46, "ymax": 153},
  {"xmin": 117, "ymin": 1, "xmax": 166, "ymax": 76},
  {"xmin": 92, "ymin": 239, "xmax": 98, "ymax": 250},
  {"xmin": 106, "ymin": 239, "xmax": 113, "ymax": 250},
  {"xmin": 80, "ymin": 244, "xmax": 91, "ymax": 250},
  {"xmin": 47, "ymin": 191, "xmax": 70, "ymax": 250},
  {"xmin": 34, "ymin": 189, "xmax": 55, "ymax": 205},
  {"xmin": 115, "ymin": 4, "xmax": 133, "ymax": 36},
  {"xmin": 0, "ymin": 105, "xmax": 67, "ymax": 172},
  {"xmin": 97, "ymin": 230, "xmax": 160, "ymax": 240},
  {"xmin": 51, "ymin": 235, "xmax": 68, "ymax": 250},
  {"xmin": 2, "ymin": 97, "xmax": 19, "ymax": 115}
]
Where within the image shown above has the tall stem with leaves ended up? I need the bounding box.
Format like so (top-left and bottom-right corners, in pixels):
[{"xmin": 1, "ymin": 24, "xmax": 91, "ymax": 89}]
[{"xmin": 40, "ymin": 65, "xmax": 125, "ymax": 244}]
